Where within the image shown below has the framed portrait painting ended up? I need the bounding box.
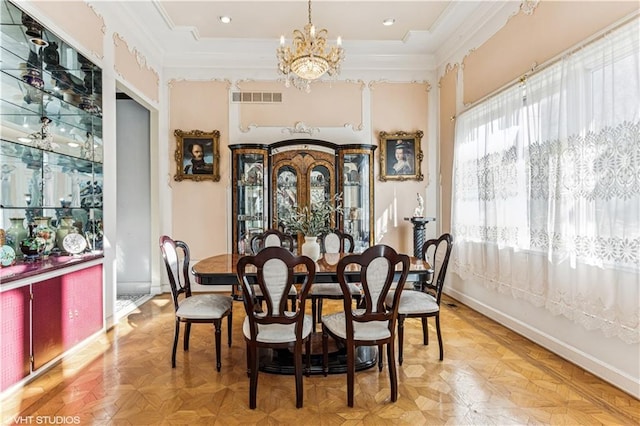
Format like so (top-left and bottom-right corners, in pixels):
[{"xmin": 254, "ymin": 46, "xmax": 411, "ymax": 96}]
[
  {"xmin": 378, "ymin": 130, "xmax": 424, "ymax": 181},
  {"xmin": 174, "ymin": 129, "xmax": 220, "ymax": 182}
]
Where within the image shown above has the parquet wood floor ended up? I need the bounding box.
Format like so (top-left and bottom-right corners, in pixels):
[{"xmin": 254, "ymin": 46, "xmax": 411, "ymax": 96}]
[{"xmin": 2, "ymin": 294, "xmax": 638, "ymax": 425}]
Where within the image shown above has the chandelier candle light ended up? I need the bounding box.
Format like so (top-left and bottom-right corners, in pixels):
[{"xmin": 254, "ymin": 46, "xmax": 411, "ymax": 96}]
[{"xmin": 277, "ymin": 0, "xmax": 344, "ymax": 92}]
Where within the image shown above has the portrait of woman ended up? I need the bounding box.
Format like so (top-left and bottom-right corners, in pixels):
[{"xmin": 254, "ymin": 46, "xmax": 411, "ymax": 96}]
[
  {"xmin": 387, "ymin": 140, "xmax": 414, "ymax": 176},
  {"xmin": 378, "ymin": 130, "xmax": 424, "ymax": 182}
]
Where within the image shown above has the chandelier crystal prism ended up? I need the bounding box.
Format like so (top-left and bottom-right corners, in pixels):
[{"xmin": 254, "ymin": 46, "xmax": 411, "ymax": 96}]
[{"xmin": 277, "ymin": 0, "xmax": 344, "ymax": 92}]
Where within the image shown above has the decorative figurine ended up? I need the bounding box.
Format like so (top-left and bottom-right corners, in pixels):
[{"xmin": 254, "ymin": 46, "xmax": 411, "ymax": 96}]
[
  {"xmin": 413, "ymin": 192, "xmax": 424, "ymax": 217},
  {"xmin": 32, "ymin": 116, "xmax": 54, "ymax": 150}
]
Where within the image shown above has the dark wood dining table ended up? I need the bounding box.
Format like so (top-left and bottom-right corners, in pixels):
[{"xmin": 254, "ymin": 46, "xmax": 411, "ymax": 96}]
[
  {"xmin": 192, "ymin": 253, "xmax": 433, "ymax": 285},
  {"xmin": 192, "ymin": 252, "xmax": 433, "ymax": 375}
]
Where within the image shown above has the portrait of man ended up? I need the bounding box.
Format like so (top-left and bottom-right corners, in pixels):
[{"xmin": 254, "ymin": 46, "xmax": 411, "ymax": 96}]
[
  {"xmin": 174, "ymin": 129, "xmax": 220, "ymax": 182},
  {"xmin": 387, "ymin": 139, "xmax": 414, "ymax": 176},
  {"xmin": 183, "ymin": 140, "xmax": 213, "ymax": 175}
]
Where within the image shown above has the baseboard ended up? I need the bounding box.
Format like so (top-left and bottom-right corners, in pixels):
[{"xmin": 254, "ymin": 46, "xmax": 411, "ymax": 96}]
[{"xmin": 445, "ymin": 288, "xmax": 640, "ymax": 399}]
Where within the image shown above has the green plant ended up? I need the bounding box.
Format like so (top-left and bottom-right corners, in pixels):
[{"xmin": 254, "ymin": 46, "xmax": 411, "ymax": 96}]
[{"xmin": 280, "ymin": 193, "xmax": 344, "ymax": 236}]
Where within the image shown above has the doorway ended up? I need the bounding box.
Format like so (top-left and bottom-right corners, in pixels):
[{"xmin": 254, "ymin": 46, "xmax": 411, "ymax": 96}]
[{"xmin": 115, "ymin": 92, "xmax": 152, "ymax": 316}]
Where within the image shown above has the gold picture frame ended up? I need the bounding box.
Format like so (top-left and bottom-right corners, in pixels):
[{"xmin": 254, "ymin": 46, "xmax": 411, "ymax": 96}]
[
  {"xmin": 174, "ymin": 129, "xmax": 220, "ymax": 182},
  {"xmin": 379, "ymin": 130, "xmax": 424, "ymax": 181}
]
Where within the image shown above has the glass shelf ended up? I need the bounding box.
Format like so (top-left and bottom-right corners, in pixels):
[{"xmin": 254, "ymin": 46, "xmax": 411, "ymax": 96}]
[{"xmin": 0, "ymin": 0, "xmax": 103, "ymax": 254}]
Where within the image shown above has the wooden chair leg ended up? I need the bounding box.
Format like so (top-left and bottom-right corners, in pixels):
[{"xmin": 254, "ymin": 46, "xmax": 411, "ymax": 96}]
[
  {"xmin": 246, "ymin": 342, "xmax": 251, "ymax": 378},
  {"xmin": 227, "ymin": 313, "xmax": 233, "ymax": 347},
  {"xmin": 249, "ymin": 344, "xmax": 259, "ymax": 409},
  {"xmin": 184, "ymin": 322, "xmax": 191, "ymax": 350},
  {"xmin": 421, "ymin": 317, "xmax": 429, "ymax": 345},
  {"xmin": 322, "ymin": 327, "xmax": 329, "ymax": 377},
  {"xmin": 214, "ymin": 320, "xmax": 222, "ymax": 372},
  {"xmin": 347, "ymin": 343, "xmax": 355, "ymax": 407},
  {"xmin": 318, "ymin": 298, "xmax": 324, "ymax": 326},
  {"xmin": 311, "ymin": 298, "xmax": 318, "ymax": 332},
  {"xmin": 172, "ymin": 319, "xmax": 180, "ymax": 368},
  {"xmin": 305, "ymin": 337, "xmax": 311, "ymax": 377},
  {"xmin": 398, "ymin": 315, "xmax": 405, "ymax": 366},
  {"xmin": 387, "ymin": 342, "xmax": 398, "ymax": 402},
  {"xmin": 378, "ymin": 344, "xmax": 384, "ymax": 371},
  {"xmin": 294, "ymin": 341, "xmax": 303, "ymax": 408},
  {"xmin": 436, "ymin": 314, "xmax": 443, "ymax": 361}
]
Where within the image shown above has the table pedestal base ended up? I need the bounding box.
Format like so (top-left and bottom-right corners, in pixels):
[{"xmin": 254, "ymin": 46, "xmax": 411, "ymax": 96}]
[{"xmin": 258, "ymin": 334, "xmax": 378, "ymax": 375}]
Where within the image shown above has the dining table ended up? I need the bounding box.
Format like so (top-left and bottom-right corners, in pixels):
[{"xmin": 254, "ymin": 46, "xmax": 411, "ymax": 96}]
[{"xmin": 192, "ymin": 252, "xmax": 433, "ymax": 375}]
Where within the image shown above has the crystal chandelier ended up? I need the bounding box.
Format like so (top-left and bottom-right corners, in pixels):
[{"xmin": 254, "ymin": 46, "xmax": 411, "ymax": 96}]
[{"xmin": 276, "ymin": 0, "xmax": 344, "ymax": 92}]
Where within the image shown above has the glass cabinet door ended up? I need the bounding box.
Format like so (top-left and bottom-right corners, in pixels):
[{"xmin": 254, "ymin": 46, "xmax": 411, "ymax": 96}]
[
  {"xmin": 339, "ymin": 149, "xmax": 374, "ymax": 253},
  {"xmin": 309, "ymin": 165, "xmax": 332, "ymax": 205},
  {"xmin": 274, "ymin": 165, "xmax": 298, "ymax": 229},
  {"xmin": 231, "ymin": 148, "xmax": 267, "ymax": 254}
]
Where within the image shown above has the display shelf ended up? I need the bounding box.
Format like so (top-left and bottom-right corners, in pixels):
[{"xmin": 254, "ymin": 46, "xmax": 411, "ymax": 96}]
[{"xmin": 0, "ymin": 0, "xmax": 103, "ymax": 265}]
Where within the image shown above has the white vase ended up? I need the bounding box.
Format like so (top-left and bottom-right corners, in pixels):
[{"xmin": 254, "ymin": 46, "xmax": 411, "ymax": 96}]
[{"xmin": 301, "ymin": 235, "xmax": 320, "ymax": 261}]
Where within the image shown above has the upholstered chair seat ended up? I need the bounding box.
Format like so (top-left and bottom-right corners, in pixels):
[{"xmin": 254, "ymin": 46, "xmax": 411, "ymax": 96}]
[
  {"xmin": 321, "ymin": 309, "xmax": 389, "ymax": 341},
  {"xmin": 385, "ymin": 291, "xmax": 438, "ymax": 315},
  {"xmin": 242, "ymin": 312, "xmax": 313, "ymax": 343},
  {"xmin": 177, "ymin": 294, "xmax": 233, "ymax": 319}
]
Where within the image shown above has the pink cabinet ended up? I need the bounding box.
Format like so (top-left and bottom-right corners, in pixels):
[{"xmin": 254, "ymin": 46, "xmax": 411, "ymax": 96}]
[
  {"xmin": 1, "ymin": 263, "xmax": 103, "ymax": 391},
  {"xmin": 62, "ymin": 265, "xmax": 104, "ymax": 347},
  {"xmin": 32, "ymin": 265, "xmax": 103, "ymax": 370},
  {"xmin": 0, "ymin": 286, "xmax": 30, "ymax": 392},
  {"xmin": 32, "ymin": 277, "xmax": 64, "ymax": 370}
]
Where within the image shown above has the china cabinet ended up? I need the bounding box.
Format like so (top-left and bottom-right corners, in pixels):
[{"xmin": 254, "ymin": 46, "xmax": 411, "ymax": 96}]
[
  {"xmin": 230, "ymin": 140, "xmax": 375, "ymax": 254},
  {"xmin": 0, "ymin": 1, "xmax": 104, "ymax": 394}
]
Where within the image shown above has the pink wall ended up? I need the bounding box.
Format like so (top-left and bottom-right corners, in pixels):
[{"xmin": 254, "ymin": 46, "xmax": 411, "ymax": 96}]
[
  {"xmin": 438, "ymin": 66, "xmax": 457, "ymax": 234},
  {"xmin": 238, "ymin": 80, "xmax": 362, "ymax": 130},
  {"xmin": 168, "ymin": 79, "xmax": 430, "ymax": 255},
  {"xmin": 169, "ymin": 80, "xmax": 230, "ymax": 259},
  {"xmin": 113, "ymin": 34, "xmax": 159, "ymax": 104},
  {"xmin": 30, "ymin": 1, "xmax": 104, "ymax": 60},
  {"xmin": 370, "ymin": 82, "xmax": 430, "ymax": 253},
  {"xmin": 462, "ymin": 1, "xmax": 638, "ymax": 105}
]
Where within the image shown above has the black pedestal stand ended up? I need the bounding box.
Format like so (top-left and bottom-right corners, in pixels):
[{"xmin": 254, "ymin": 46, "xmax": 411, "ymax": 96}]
[
  {"xmin": 404, "ymin": 216, "xmax": 436, "ymax": 290},
  {"xmin": 404, "ymin": 216, "xmax": 436, "ymax": 257}
]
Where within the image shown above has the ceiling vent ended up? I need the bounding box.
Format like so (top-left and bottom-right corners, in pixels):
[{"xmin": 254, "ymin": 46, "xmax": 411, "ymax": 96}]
[{"xmin": 231, "ymin": 92, "xmax": 282, "ymax": 103}]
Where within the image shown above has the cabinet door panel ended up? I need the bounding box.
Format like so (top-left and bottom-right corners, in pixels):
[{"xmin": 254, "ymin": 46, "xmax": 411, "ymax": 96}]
[
  {"xmin": 32, "ymin": 277, "xmax": 64, "ymax": 370},
  {"xmin": 63, "ymin": 264, "xmax": 103, "ymax": 344},
  {"xmin": 0, "ymin": 286, "xmax": 31, "ymax": 391},
  {"xmin": 230, "ymin": 148, "xmax": 268, "ymax": 254}
]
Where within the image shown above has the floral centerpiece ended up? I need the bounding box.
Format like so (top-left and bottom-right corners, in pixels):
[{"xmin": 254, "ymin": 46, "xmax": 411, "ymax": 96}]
[
  {"xmin": 280, "ymin": 193, "xmax": 344, "ymax": 261},
  {"xmin": 281, "ymin": 193, "xmax": 344, "ymax": 260},
  {"xmin": 280, "ymin": 193, "xmax": 344, "ymax": 237}
]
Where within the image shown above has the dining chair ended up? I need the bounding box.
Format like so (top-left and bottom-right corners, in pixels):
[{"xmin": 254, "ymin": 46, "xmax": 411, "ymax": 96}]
[
  {"xmin": 321, "ymin": 244, "xmax": 410, "ymax": 407},
  {"xmin": 250, "ymin": 228, "xmax": 295, "ymax": 254},
  {"xmin": 237, "ymin": 246, "xmax": 316, "ymax": 409},
  {"xmin": 385, "ymin": 233, "xmax": 453, "ymax": 363},
  {"xmin": 159, "ymin": 235, "xmax": 233, "ymax": 371},
  {"xmin": 310, "ymin": 229, "xmax": 362, "ymax": 331},
  {"xmin": 249, "ymin": 228, "xmax": 297, "ymax": 310}
]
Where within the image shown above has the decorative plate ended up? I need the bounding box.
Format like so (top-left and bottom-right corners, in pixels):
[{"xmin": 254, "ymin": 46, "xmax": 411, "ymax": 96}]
[
  {"xmin": 0, "ymin": 245, "xmax": 16, "ymax": 266},
  {"xmin": 63, "ymin": 233, "xmax": 87, "ymax": 255}
]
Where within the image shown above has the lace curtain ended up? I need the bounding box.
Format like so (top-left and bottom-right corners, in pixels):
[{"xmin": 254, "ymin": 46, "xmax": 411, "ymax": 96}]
[{"xmin": 451, "ymin": 18, "xmax": 639, "ymax": 343}]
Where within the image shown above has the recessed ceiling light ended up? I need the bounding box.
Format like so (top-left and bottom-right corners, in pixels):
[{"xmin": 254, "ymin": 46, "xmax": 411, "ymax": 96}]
[
  {"xmin": 382, "ymin": 18, "xmax": 395, "ymax": 26},
  {"xmin": 219, "ymin": 16, "xmax": 231, "ymax": 24}
]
